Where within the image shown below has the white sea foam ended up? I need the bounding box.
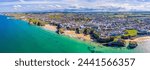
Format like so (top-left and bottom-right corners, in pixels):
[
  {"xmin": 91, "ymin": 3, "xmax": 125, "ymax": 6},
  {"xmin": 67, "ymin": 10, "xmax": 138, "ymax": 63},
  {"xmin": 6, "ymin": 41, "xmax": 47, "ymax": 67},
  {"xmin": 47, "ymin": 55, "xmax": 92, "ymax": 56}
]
[{"xmin": 136, "ymin": 40, "xmax": 150, "ymax": 53}]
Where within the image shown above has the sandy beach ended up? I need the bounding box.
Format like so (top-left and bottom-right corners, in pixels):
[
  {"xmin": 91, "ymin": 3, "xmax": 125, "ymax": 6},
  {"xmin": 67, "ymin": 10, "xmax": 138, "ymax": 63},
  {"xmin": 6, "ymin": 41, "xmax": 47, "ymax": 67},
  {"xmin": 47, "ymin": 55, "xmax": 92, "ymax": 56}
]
[
  {"xmin": 43, "ymin": 24, "xmax": 92, "ymax": 41},
  {"xmin": 63, "ymin": 30, "xmax": 92, "ymax": 41},
  {"xmin": 42, "ymin": 24, "xmax": 57, "ymax": 31},
  {"xmin": 134, "ymin": 36, "xmax": 150, "ymax": 42},
  {"xmin": 126, "ymin": 36, "xmax": 150, "ymax": 42}
]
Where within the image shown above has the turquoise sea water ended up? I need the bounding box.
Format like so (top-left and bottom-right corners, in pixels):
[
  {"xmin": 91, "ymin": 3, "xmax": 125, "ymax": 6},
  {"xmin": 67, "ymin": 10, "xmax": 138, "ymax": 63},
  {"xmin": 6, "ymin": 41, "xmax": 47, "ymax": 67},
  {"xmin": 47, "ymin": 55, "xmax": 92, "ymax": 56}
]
[{"xmin": 0, "ymin": 15, "xmax": 149, "ymax": 53}]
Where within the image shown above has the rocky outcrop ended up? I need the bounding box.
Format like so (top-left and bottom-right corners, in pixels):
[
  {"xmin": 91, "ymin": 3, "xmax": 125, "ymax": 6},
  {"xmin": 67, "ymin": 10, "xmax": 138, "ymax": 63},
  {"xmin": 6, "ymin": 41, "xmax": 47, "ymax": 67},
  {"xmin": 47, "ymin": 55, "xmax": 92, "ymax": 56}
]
[
  {"xmin": 104, "ymin": 39, "xmax": 126, "ymax": 47},
  {"xmin": 56, "ymin": 28, "xmax": 65, "ymax": 34},
  {"xmin": 127, "ymin": 41, "xmax": 138, "ymax": 49},
  {"xmin": 97, "ymin": 37, "xmax": 114, "ymax": 43}
]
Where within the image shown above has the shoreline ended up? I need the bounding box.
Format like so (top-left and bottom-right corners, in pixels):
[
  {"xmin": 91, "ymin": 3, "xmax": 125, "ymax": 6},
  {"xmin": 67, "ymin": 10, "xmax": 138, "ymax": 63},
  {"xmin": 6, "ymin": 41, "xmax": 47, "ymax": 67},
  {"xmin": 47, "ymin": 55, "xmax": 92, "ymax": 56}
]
[
  {"xmin": 126, "ymin": 36, "xmax": 150, "ymax": 42},
  {"xmin": 42, "ymin": 24, "xmax": 102, "ymax": 49},
  {"xmin": 42, "ymin": 24, "xmax": 150, "ymax": 50},
  {"xmin": 5, "ymin": 14, "xmax": 150, "ymax": 48},
  {"xmin": 43, "ymin": 24, "xmax": 150, "ymax": 45},
  {"xmin": 42, "ymin": 24, "xmax": 57, "ymax": 31},
  {"xmin": 42, "ymin": 24, "xmax": 92, "ymax": 42},
  {"xmin": 5, "ymin": 14, "xmax": 93, "ymax": 43}
]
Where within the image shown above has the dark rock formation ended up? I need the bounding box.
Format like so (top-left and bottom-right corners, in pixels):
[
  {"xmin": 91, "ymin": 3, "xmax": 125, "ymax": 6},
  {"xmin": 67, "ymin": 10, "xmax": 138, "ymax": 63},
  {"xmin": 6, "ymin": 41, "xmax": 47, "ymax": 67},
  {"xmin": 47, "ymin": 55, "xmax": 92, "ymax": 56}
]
[
  {"xmin": 127, "ymin": 41, "xmax": 138, "ymax": 49},
  {"xmin": 56, "ymin": 28, "xmax": 65, "ymax": 34},
  {"xmin": 98, "ymin": 37, "xmax": 114, "ymax": 43},
  {"xmin": 104, "ymin": 39, "xmax": 126, "ymax": 47},
  {"xmin": 88, "ymin": 46, "xmax": 96, "ymax": 53}
]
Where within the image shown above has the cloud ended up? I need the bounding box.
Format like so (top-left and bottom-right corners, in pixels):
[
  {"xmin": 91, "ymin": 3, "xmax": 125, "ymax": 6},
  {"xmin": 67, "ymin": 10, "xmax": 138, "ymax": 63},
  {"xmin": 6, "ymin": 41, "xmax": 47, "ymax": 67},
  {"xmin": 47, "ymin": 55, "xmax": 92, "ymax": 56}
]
[
  {"xmin": 13, "ymin": 5, "xmax": 22, "ymax": 8},
  {"xmin": 13, "ymin": 5, "xmax": 22, "ymax": 11},
  {"xmin": 0, "ymin": 0, "xmax": 150, "ymax": 12},
  {"xmin": 19, "ymin": 0, "xmax": 25, "ymax": 2},
  {"xmin": 0, "ymin": 0, "xmax": 19, "ymax": 2}
]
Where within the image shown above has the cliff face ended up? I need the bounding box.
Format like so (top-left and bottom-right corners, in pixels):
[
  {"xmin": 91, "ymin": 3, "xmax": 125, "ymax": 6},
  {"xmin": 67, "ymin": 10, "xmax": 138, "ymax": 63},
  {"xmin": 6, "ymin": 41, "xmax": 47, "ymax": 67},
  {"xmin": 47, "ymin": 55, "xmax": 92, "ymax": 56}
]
[
  {"xmin": 28, "ymin": 18, "xmax": 46, "ymax": 26},
  {"xmin": 104, "ymin": 39, "xmax": 126, "ymax": 47},
  {"xmin": 97, "ymin": 37, "xmax": 114, "ymax": 43}
]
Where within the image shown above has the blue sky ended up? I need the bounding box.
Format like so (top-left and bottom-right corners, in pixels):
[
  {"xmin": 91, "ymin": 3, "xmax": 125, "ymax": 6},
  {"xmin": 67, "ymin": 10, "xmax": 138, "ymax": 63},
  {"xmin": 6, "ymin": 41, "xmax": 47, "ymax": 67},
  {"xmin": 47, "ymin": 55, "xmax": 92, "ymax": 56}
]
[{"xmin": 0, "ymin": 0, "xmax": 150, "ymax": 12}]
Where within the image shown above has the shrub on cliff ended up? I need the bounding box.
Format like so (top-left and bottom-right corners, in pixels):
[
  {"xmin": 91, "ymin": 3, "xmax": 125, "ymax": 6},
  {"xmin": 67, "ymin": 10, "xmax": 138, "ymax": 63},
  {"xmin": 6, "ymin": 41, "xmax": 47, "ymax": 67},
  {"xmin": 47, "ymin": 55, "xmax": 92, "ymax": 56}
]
[
  {"xmin": 122, "ymin": 29, "xmax": 138, "ymax": 39},
  {"xmin": 28, "ymin": 18, "xmax": 46, "ymax": 26}
]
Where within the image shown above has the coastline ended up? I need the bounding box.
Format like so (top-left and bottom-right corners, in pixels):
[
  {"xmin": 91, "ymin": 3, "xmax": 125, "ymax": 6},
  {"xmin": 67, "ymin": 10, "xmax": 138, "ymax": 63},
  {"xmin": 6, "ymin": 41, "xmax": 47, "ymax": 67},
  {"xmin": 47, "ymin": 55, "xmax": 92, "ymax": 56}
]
[
  {"xmin": 2, "ymin": 13, "xmax": 150, "ymax": 53},
  {"xmin": 42, "ymin": 24, "xmax": 150, "ymax": 43},
  {"xmin": 5, "ymin": 14, "xmax": 93, "ymax": 44},
  {"xmin": 42, "ymin": 24, "xmax": 150, "ymax": 53},
  {"xmin": 42, "ymin": 24, "xmax": 92, "ymax": 41},
  {"xmin": 42, "ymin": 24, "xmax": 57, "ymax": 31},
  {"xmin": 126, "ymin": 36, "xmax": 150, "ymax": 42},
  {"xmin": 41, "ymin": 24, "xmax": 102, "ymax": 51},
  {"xmin": 5, "ymin": 13, "xmax": 150, "ymax": 49}
]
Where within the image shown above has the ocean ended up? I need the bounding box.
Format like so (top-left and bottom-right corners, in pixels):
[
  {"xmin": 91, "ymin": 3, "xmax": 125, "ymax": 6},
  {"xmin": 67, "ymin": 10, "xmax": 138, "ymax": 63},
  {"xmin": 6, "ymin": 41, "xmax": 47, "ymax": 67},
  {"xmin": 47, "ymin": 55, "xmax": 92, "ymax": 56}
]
[{"xmin": 0, "ymin": 15, "xmax": 149, "ymax": 53}]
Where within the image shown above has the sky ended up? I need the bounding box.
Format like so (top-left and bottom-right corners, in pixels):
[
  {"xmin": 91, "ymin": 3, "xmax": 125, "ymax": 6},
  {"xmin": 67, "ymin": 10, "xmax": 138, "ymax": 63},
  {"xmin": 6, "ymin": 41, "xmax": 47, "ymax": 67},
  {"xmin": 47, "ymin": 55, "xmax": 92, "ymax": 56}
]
[{"xmin": 0, "ymin": 0, "xmax": 150, "ymax": 12}]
